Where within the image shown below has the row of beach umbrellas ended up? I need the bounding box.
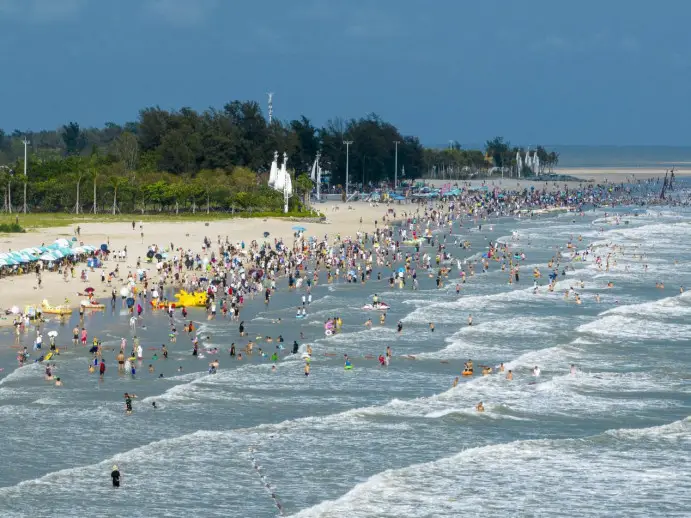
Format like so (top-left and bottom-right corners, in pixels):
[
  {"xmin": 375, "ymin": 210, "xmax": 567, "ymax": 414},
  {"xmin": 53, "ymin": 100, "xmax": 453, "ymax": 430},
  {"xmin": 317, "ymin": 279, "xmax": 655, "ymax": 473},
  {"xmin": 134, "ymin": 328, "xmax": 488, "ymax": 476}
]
[{"xmin": 0, "ymin": 240, "xmax": 96, "ymax": 267}]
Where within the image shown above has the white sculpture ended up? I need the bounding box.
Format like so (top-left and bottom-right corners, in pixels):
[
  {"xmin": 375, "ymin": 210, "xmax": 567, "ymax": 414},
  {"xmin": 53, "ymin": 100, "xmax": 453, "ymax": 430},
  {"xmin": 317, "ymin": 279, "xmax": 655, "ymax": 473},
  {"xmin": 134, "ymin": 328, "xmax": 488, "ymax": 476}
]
[
  {"xmin": 268, "ymin": 151, "xmax": 278, "ymax": 187},
  {"xmin": 274, "ymin": 153, "xmax": 287, "ymax": 191}
]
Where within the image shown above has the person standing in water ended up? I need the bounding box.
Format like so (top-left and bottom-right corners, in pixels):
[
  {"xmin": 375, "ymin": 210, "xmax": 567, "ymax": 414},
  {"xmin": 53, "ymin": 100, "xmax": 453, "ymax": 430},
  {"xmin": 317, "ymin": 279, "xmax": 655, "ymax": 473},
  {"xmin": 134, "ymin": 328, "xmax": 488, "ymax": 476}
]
[
  {"xmin": 124, "ymin": 393, "xmax": 137, "ymax": 414},
  {"xmin": 111, "ymin": 465, "xmax": 121, "ymax": 487}
]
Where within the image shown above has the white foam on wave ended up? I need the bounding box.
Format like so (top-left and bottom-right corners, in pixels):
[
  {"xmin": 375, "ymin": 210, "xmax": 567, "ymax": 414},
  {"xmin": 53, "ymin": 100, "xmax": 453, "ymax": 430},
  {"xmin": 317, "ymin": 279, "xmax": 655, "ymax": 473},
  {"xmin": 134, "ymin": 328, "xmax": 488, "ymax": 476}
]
[
  {"xmin": 289, "ymin": 417, "xmax": 691, "ymax": 518},
  {"xmin": 577, "ymin": 315, "xmax": 691, "ymax": 341},
  {"xmin": 402, "ymin": 286, "xmax": 535, "ymax": 324},
  {"xmin": 421, "ymin": 315, "xmax": 571, "ymax": 360},
  {"xmin": 0, "ymin": 362, "xmax": 42, "ymax": 387},
  {"xmin": 600, "ymin": 292, "xmax": 691, "ymax": 319}
]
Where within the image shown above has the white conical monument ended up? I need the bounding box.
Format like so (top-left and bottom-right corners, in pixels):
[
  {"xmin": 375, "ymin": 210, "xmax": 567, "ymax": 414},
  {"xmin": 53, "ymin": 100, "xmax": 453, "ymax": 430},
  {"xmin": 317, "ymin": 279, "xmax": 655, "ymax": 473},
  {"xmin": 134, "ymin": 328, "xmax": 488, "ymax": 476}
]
[
  {"xmin": 268, "ymin": 151, "xmax": 278, "ymax": 187},
  {"xmin": 274, "ymin": 153, "xmax": 286, "ymax": 191}
]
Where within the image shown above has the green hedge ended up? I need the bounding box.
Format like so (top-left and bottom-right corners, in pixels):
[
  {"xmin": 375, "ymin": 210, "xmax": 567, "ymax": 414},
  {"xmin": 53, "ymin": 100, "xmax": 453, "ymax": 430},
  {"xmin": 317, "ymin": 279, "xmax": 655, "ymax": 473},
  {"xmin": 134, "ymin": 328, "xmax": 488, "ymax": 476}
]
[{"xmin": 0, "ymin": 223, "xmax": 26, "ymax": 233}]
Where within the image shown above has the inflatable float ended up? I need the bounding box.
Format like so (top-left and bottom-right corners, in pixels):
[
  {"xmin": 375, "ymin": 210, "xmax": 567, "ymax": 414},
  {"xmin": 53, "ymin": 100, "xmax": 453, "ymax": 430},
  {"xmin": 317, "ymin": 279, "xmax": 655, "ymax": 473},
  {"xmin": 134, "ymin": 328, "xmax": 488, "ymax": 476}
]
[
  {"xmin": 80, "ymin": 300, "xmax": 105, "ymax": 310},
  {"xmin": 362, "ymin": 302, "xmax": 390, "ymax": 311},
  {"xmin": 174, "ymin": 290, "xmax": 207, "ymax": 307},
  {"xmin": 461, "ymin": 370, "xmax": 473, "ymax": 377},
  {"xmin": 41, "ymin": 300, "xmax": 72, "ymax": 316},
  {"xmin": 150, "ymin": 301, "xmax": 177, "ymax": 310}
]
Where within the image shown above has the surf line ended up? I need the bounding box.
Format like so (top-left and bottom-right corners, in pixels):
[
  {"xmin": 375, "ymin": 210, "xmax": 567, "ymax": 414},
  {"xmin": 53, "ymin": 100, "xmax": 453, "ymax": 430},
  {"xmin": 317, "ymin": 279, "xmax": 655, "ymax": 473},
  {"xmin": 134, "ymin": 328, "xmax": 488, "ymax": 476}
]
[{"xmin": 248, "ymin": 446, "xmax": 285, "ymax": 516}]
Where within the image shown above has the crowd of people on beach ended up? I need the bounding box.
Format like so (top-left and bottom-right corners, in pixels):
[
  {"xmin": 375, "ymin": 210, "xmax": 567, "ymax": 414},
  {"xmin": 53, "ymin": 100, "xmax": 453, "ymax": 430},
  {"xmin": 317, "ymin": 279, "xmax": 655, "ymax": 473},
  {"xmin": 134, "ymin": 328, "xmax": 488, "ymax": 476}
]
[{"xmin": 6, "ymin": 177, "xmax": 678, "ymax": 484}]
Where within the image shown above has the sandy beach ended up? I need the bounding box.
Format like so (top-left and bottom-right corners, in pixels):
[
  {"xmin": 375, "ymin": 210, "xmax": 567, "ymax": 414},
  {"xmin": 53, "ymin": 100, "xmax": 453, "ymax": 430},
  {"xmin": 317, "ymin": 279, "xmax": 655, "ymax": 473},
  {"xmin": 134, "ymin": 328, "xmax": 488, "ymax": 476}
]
[
  {"xmin": 0, "ymin": 201, "xmax": 388, "ymax": 326},
  {"xmin": 558, "ymin": 167, "xmax": 691, "ymax": 182}
]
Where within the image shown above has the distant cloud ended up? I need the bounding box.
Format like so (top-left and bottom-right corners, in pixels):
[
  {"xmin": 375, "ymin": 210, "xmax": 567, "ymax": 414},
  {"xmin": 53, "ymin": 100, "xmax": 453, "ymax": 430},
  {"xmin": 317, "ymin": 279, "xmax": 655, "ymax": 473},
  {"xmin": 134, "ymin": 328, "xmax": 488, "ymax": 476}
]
[
  {"xmin": 142, "ymin": 0, "xmax": 217, "ymax": 26},
  {"xmin": 0, "ymin": 0, "xmax": 86, "ymax": 22}
]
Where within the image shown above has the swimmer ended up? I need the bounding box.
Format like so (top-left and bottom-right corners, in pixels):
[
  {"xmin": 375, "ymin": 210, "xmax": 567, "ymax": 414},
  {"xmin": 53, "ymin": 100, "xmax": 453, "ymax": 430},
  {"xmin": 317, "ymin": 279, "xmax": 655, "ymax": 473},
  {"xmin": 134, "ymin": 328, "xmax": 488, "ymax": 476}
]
[
  {"xmin": 464, "ymin": 359, "xmax": 473, "ymax": 373},
  {"xmin": 429, "ymin": 322, "xmax": 435, "ymax": 332},
  {"xmin": 570, "ymin": 364, "xmax": 576, "ymax": 376},
  {"xmin": 54, "ymin": 377, "xmax": 62, "ymax": 387},
  {"xmin": 506, "ymin": 370, "xmax": 513, "ymax": 380},
  {"xmin": 475, "ymin": 401, "xmax": 485, "ymax": 412},
  {"xmin": 498, "ymin": 362, "xmax": 505, "ymax": 373},
  {"xmin": 532, "ymin": 365, "xmax": 541, "ymax": 377},
  {"xmin": 452, "ymin": 376, "xmax": 459, "ymax": 388},
  {"xmin": 468, "ymin": 314, "xmax": 473, "ymax": 326}
]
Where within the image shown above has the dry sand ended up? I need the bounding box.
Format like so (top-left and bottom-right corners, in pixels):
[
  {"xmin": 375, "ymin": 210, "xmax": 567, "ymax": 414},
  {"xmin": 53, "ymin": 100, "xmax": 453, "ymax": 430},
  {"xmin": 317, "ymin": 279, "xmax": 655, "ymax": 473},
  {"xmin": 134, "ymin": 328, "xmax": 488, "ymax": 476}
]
[
  {"xmin": 0, "ymin": 201, "xmax": 389, "ymax": 326},
  {"xmin": 558, "ymin": 167, "xmax": 691, "ymax": 182}
]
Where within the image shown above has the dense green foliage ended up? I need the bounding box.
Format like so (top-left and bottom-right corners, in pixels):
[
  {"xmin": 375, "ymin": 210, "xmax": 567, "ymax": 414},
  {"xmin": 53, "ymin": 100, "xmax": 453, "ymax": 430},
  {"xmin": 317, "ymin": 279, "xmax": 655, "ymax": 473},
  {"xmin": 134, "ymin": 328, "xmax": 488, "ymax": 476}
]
[
  {"xmin": 0, "ymin": 222, "xmax": 25, "ymax": 233},
  {"xmin": 0, "ymin": 99, "xmax": 558, "ymax": 213}
]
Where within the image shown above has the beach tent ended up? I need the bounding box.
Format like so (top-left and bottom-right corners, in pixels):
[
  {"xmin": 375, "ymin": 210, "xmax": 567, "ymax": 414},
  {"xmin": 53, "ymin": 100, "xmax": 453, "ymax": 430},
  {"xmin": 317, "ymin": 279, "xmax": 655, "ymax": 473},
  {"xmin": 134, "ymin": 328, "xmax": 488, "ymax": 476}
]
[{"xmin": 54, "ymin": 238, "xmax": 70, "ymax": 248}]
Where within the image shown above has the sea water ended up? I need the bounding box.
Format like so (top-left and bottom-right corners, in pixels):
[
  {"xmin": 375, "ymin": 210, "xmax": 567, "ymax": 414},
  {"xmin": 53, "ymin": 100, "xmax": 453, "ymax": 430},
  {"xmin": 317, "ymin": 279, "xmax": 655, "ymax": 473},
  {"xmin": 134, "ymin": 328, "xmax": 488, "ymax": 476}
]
[{"xmin": 0, "ymin": 207, "xmax": 689, "ymax": 517}]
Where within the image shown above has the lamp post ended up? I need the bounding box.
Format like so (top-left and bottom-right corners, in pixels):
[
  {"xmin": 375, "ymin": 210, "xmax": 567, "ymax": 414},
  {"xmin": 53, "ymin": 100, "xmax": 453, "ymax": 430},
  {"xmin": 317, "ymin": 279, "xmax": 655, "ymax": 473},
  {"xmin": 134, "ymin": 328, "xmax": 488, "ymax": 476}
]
[
  {"xmin": 393, "ymin": 140, "xmax": 400, "ymax": 191},
  {"xmin": 22, "ymin": 138, "xmax": 29, "ymax": 214},
  {"xmin": 343, "ymin": 140, "xmax": 353, "ymax": 199}
]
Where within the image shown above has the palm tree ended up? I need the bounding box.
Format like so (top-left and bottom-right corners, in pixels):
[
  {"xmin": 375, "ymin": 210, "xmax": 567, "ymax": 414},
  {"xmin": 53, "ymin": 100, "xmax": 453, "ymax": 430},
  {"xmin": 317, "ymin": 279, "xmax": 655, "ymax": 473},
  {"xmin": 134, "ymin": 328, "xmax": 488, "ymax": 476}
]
[
  {"xmin": 107, "ymin": 164, "xmax": 128, "ymax": 215},
  {"xmin": 73, "ymin": 167, "xmax": 86, "ymax": 214}
]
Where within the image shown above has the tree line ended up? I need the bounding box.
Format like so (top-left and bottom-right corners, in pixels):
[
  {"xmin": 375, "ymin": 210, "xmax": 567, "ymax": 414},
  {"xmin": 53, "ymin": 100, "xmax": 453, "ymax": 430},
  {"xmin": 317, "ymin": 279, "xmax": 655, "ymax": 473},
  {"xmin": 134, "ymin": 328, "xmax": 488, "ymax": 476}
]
[{"xmin": 0, "ymin": 100, "xmax": 559, "ymax": 213}]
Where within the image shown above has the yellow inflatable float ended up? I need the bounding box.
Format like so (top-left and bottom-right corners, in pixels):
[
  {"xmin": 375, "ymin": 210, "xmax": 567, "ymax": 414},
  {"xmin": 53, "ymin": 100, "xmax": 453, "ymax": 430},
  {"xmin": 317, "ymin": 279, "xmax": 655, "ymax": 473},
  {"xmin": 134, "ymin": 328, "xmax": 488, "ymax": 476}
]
[
  {"xmin": 41, "ymin": 299, "xmax": 72, "ymax": 315},
  {"xmin": 174, "ymin": 290, "xmax": 208, "ymax": 307}
]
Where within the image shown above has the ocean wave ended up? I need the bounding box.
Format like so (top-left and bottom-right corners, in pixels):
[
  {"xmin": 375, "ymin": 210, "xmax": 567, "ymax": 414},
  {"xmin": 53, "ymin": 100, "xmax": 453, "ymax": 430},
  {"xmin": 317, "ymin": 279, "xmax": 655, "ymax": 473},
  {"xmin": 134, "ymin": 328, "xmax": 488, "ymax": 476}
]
[{"xmin": 289, "ymin": 417, "xmax": 691, "ymax": 518}]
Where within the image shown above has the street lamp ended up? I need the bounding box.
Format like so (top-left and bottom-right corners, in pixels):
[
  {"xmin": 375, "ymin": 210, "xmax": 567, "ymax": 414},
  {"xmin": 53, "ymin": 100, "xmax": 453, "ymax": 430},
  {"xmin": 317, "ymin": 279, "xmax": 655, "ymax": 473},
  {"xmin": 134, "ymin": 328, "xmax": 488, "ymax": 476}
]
[
  {"xmin": 22, "ymin": 137, "xmax": 29, "ymax": 214},
  {"xmin": 393, "ymin": 141, "xmax": 400, "ymax": 190},
  {"xmin": 343, "ymin": 140, "xmax": 353, "ymax": 198}
]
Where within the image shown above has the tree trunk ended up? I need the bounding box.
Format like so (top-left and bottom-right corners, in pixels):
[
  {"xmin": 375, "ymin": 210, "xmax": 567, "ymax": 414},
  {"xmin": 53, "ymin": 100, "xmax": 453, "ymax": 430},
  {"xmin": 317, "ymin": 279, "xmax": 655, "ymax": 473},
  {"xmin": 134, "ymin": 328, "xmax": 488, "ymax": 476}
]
[
  {"xmin": 7, "ymin": 181, "xmax": 11, "ymax": 214},
  {"xmin": 112, "ymin": 188, "xmax": 117, "ymax": 215},
  {"xmin": 192, "ymin": 199, "xmax": 196, "ymax": 214},
  {"xmin": 23, "ymin": 180, "xmax": 27, "ymax": 214},
  {"xmin": 175, "ymin": 200, "xmax": 179, "ymax": 215},
  {"xmin": 93, "ymin": 180, "xmax": 97, "ymax": 214},
  {"xmin": 206, "ymin": 193, "xmax": 210, "ymax": 214},
  {"xmin": 75, "ymin": 179, "xmax": 81, "ymax": 214}
]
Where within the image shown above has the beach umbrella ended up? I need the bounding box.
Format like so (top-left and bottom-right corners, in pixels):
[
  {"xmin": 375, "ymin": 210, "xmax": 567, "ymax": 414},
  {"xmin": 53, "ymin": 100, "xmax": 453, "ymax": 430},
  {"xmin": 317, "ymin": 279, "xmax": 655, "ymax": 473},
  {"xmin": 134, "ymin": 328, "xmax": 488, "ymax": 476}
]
[
  {"xmin": 120, "ymin": 287, "xmax": 129, "ymax": 297},
  {"xmin": 84, "ymin": 287, "xmax": 95, "ymax": 293},
  {"xmin": 155, "ymin": 253, "xmax": 163, "ymax": 260},
  {"xmin": 146, "ymin": 250, "xmax": 155, "ymax": 259},
  {"xmin": 126, "ymin": 297, "xmax": 135, "ymax": 308},
  {"xmin": 54, "ymin": 238, "xmax": 70, "ymax": 248},
  {"xmin": 152, "ymin": 290, "xmax": 159, "ymax": 299},
  {"xmin": 47, "ymin": 331, "xmax": 58, "ymax": 338},
  {"xmin": 100, "ymin": 244, "xmax": 108, "ymax": 252},
  {"xmin": 263, "ymin": 232, "xmax": 270, "ymax": 237},
  {"xmin": 40, "ymin": 253, "xmax": 56, "ymax": 261},
  {"xmin": 83, "ymin": 245, "xmax": 95, "ymax": 252},
  {"xmin": 71, "ymin": 237, "xmax": 78, "ymax": 241},
  {"xmin": 292, "ymin": 226, "xmax": 307, "ymax": 232}
]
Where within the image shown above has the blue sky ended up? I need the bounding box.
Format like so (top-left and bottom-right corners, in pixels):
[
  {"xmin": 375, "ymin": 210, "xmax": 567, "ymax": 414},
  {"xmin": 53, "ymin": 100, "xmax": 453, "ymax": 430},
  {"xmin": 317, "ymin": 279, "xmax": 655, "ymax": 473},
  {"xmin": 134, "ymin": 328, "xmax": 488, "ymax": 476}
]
[{"xmin": 0, "ymin": 0, "xmax": 689, "ymax": 146}]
